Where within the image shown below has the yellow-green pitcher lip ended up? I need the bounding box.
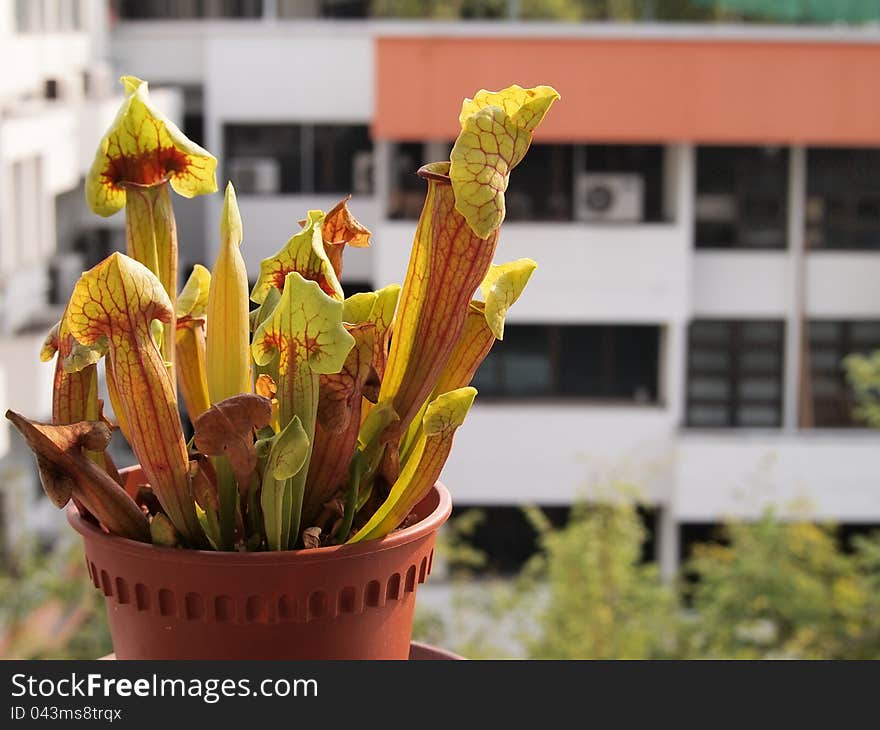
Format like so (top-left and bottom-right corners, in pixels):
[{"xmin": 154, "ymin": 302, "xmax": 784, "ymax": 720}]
[{"xmin": 417, "ymin": 161, "xmax": 451, "ymax": 184}]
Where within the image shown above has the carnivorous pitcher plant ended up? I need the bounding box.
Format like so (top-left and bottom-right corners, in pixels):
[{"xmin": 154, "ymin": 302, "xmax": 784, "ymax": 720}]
[{"xmin": 8, "ymin": 78, "xmax": 559, "ymax": 551}]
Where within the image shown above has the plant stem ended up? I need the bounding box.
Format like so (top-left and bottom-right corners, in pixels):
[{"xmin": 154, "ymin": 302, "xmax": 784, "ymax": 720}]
[
  {"xmin": 214, "ymin": 455, "xmax": 237, "ymax": 550},
  {"xmin": 337, "ymin": 452, "xmax": 369, "ymax": 544}
]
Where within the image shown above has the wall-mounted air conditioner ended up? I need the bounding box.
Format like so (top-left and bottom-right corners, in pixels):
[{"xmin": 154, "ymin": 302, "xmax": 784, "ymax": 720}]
[
  {"xmin": 227, "ymin": 157, "xmax": 281, "ymax": 195},
  {"xmin": 695, "ymin": 193, "xmax": 737, "ymax": 222},
  {"xmin": 575, "ymin": 173, "xmax": 643, "ymax": 223},
  {"xmin": 352, "ymin": 150, "xmax": 374, "ymax": 196}
]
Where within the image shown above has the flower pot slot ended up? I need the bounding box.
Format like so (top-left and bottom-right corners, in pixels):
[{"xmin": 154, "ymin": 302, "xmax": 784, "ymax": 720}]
[{"xmin": 71, "ymin": 467, "xmax": 451, "ymax": 660}]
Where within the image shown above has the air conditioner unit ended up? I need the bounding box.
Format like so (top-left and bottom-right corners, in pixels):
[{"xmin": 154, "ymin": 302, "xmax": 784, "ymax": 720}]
[
  {"xmin": 227, "ymin": 157, "xmax": 281, "ymax": 195},
  {"xmin": 695, "ymin": 193, "xmax": 737, "ymax": 222},
  {"xmin": 352, "ymin": 150, "xmax": 374, "ymax": 195},
  {"xmin": 575, "ymin": 173, "xmax": 643, "ymax": 223}
]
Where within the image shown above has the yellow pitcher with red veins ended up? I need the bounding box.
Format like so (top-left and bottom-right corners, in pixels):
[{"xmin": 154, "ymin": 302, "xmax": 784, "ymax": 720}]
[{"xmin": 85, "ymin": 76, "xmax": 217, "ymax": 378}]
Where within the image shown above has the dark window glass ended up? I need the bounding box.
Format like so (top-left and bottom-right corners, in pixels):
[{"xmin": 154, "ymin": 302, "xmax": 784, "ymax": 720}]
[
  {"xmin": 313, "ymin": 124, "xmax": 373, "ymax": 194},
  {"xmin": 224, "ymin": 123, "xmax": 372, "ymax": 195},
  {"xmin": 387, "ymin": 141, "xmax": 451, "ymax": 219},
  {"xmin": 506, "ymin": 144, "xmax": 573, "ymax": 222},
  {"xmin": 113, "ymin": 0, "xmax": 263, "ymax": 19},
  {"xmin": 696, "ymin": 146, "xmax": 788, "ymax": 249},
  {"xmin": 340, "ymin": 280, "xmax": 374, "ymax": 297},
  {"xmin": 278, "ymin": 0, "xmax": 369, "ymax": 17},
  {"xmin": 686, "ymin": 320, "xmax": 784, "ymax": 428},
  {"xmin": 473, "ymin": 324, "xmax": 660, "ymax": 402},
  {"xmin": 471, "ymin": 325, "xmax": 553, "ymax": 397},
  {"xmin": 449, "ymin": 504, "xmax": 658, "ymax": 577},
  {"xmin": 807, "ymin": 320, "xmax": 880, "ymax": 427},
  {"xmin": 319, "ymin": 0, "xmax": 369, "ymax": 17},
  {"xmin": 224, "ymin": 124, "xmax": 301, "ymax": 194},
  {"xmin": 448, "ymin": 506, "xmax": 570, "ymax": 576},
  {"xmin": 807, "ymin": 149, "xmax": 880, "ymax": 250},
  {"xmin": 181, "ymin": 86, "xmax": 205, "ymax": 147}
]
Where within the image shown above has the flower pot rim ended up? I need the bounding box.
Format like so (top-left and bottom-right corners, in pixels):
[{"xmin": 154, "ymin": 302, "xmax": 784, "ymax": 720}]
[{"xmin": 67, "ymin": 481, "xmax": 451, "ymax": 567}]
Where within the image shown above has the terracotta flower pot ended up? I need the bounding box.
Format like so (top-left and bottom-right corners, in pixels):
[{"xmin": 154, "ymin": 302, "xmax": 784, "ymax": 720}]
[{"xmin": 69, "ymin": 467, "xmax": 451, "ymax": 660}]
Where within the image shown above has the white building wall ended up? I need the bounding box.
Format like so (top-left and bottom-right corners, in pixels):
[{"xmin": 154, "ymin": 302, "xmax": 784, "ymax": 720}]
[
  {"xmin": 675, "ymin": 433, "xmax": 880, "ymax": 523},
  {"xmin": 806, "ymin": 254, "xmax": 880, "ymax": 317},
  {"xmin": 692, "ymin": 253, "xmax": 790, "ymax": 317},
  {"xmin": 375, "ymin": 222, "xmax": 689, "ymax": 323},
  {"xmin": 0, "ymin": 0, "xmax": 115, "ymax": 539},
  {"xmin": 440, "ymin": 404, "xmax": 675, "ymax": 506}
]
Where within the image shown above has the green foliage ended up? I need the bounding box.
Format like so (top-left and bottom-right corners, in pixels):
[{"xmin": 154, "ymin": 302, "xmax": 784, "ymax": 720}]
[
  {"xmin": 0, "ymin": 537, "xmax": 111, "ymax": 659},
  {"xmin": 520, "ymin": 498, "xmax": 679, "ymax": 659},
  {"xmin": 843, "ymin": 350, "xmax": 880, "ymax": 427},
  {"xmin": 371, "ymin": 0, "xmax": 731, "ymax": 21},
  {"xmin": 415, "ymin": 499, "xmax": 880, "ymax": 659},
  {"xmin": 684, "ymin": 516, "xmax": 880, "ymax": 659}
]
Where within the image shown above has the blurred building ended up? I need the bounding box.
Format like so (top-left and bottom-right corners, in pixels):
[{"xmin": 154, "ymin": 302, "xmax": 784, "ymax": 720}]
[
  {"xmin": 0, "ymin": 0, "xmax": 182, "ymax": 548},
  {"xmin": 6, "ymin": 0, "xmax": 880, "ymax": 570}
]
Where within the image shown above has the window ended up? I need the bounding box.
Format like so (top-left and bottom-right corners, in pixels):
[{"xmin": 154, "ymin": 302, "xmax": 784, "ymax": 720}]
[
  {"xmin": 224, "ymin": 123, "xmax": 372, "ymax": 195},
  {"xmin": 450, "ymin": 504, "xmax": 658, "ymax": 576},
  {"xmin": 506, "ymin": 144, "xmax": 573, "ymax": 222},
  {"xmin": 472, "ymin": 324, "xmax": 660, "ymax": 402},
  {"xmin": 807, "ymin": 320, "xmax": 880, "ymax": 427},
  {"xmin": 16, "ymin": 0, "xmax": 83, "ymax": 32},
  {"xmin": 181, "ymin": 86, "xmax": 205, "ymax": 147},
  {"xmin": 279, "ymin": 0, "xmax": 369, "ymax": 17},
  {"xmin": 3, "ymin": 158, "xmax": 43, "ymax": 274},
  {"xmin": 112, "ymin": 0, "xmax": 264, "ymax": 19},
  {"xmin": 807, "ymin": 149, "xmax": 880, "ymax": 250},
  {"xmin": 339, "ymin": 280, "xmax": 374, "ymax": 297},
  {"xmin": 695, "ymin": 146, "xmax": 788, "ymax": 249},
  {"xmin": 387, "ymin": 141, "xmax": 453, "ymax": 219},
  {"xmin": 447, "ymin": 506, "xmax": 570, "ymax": 576},
  {"xmin": 686, "ymin": 320, "xmax": 784, "ymax": 428},
  {"xmin": 59, "ymin": 0, "xmax": 82, "ymax": 30},
  {"xmin": 15, "ymin": 0, "xmax": 41, "ymax": 32},
  {"xmin": 387, "ymin": 142, "xmax": 667, "ymax": 223},
  {"xmin": 313, "ymin": 125, "xmax": 373, "ymax": 194}
]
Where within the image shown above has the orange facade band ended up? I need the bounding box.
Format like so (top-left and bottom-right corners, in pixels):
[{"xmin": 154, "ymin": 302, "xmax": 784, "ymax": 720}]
[{"xmin": 375, "ymin": 36, "xmax": 880, "ymax": 146}]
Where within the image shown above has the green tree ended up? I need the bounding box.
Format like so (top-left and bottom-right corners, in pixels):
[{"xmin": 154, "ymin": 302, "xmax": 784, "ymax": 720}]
[
  {"xmin": 521, "ymin": 496, "xmax": 679, "ymax": 659},
  {"xmin": 843, "ymin": 350, "xmax": 880, "ymax": 427},
  {"xmin": 684, "ymin": 515, "xmax": 880, "ymax": 659},
  {"xmin": 0, "ymin": 536, "xmax": 112, "ymax": 659},
  {"xmin": 414, "ymin": 498, "xmax": 880, "ymax": 659}
]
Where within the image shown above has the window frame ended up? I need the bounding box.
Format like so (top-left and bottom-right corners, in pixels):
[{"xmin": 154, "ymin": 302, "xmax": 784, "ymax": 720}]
[
  {"xmin": 686, "ymin": 319, "xmax": 785, "ymax": 428},
  {"xmin": 694, "ymin": 145, "xmax": 790, "ymax": 250},
  {"xmin": 223, "ymin": 121, "xmax": 373, "ymax": 196},
  {"xmin": 808, "ymin": 319, "xmax": 880, "ymax": 428},
  {"xmin": 473, "ymin": 323, "xmax": 662, "ymax": 405},
  {"xmin": 806, "ymin": 148, "xmax": 880, "ymax": 251}
]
